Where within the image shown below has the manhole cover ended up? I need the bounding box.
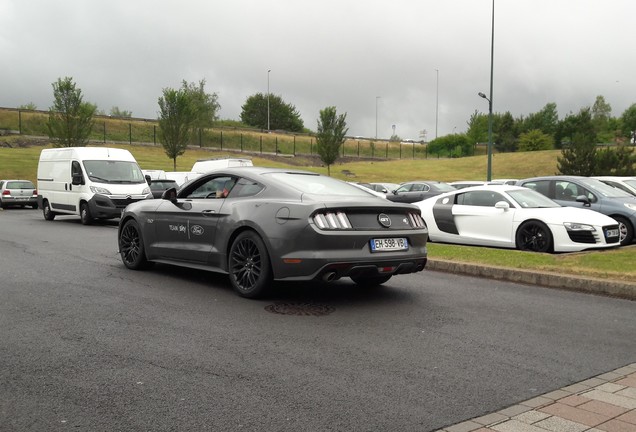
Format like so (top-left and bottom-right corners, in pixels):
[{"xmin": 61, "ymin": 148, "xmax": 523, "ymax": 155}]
[{"xmin": 264, "ymin": 302, "xmax": 335, "ymax": 316}]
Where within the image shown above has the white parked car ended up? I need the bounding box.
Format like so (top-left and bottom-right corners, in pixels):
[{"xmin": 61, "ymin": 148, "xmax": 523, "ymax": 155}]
[
  {"xmin": 593, "ymin": 176, "xmax": 636, "ymax": 197},
  {"xmin": 413, "ymin": 185, "xmax": 621, "ymax": 253}
]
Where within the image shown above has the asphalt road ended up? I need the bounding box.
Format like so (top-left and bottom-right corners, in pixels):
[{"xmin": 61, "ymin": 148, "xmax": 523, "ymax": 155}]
[{"xmin": 1, "ymin": 208, "xmax": 635, "ymax": 432}]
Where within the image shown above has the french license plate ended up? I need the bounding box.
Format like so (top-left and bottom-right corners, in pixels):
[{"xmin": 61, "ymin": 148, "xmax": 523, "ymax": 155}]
[
  {"xmin": 370, "ymin": 237, "xmax": 408, "ymax": 252},
  {"xmin": 605, "ymin": 229, "xmax": 619, "ymax": 238}
]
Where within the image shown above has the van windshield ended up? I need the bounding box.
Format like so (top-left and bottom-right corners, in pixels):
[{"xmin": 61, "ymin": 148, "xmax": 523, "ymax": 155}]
[{"xmin": 83, "ymin": 160, "xmax": 145, "ymax": 184}]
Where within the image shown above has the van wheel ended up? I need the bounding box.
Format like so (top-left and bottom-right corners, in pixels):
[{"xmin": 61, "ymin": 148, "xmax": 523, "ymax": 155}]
[
  {"xmin": 80, "ymin": 202, "xmax": 93, "ymax": 225},
  {"xmin": 43, "ymin": 200, "xmax": 56, "ymax": 221},
  {"xmin": 119, "ymin": 219, "xmax": 152, "ymax": 270}
]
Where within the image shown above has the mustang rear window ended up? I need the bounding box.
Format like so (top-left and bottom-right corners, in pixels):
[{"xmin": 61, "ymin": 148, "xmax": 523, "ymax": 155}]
[{"xmin": 267, "ymin": 172, "xmax": 372, "ymax": 197}]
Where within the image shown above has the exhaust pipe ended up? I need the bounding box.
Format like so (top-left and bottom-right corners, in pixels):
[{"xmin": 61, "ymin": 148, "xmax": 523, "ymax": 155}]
[{"xmin": 322, "ymin": 272, "xmax": 337, "ymax": 282}]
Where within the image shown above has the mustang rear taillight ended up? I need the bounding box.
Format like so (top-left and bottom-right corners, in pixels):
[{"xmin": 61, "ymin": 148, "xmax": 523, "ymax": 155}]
[
  {"xmin": 313, "ymin": 211, "xmax": 353, "ymax": 229},
  {"xmin": 408, "ymin": 212, "xmax": 425, "ymax": 228}
]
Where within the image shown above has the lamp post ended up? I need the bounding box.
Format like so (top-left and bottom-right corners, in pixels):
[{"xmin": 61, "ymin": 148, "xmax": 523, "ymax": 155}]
[
  {"xmin": 479, "ymin": 0, "xmax": 495, "ymax": 181},
  {"xmin": 267, "ymin": 69, "xmax": 271, "ymax": 132},
  {"xmin": 375, "ymin": 96, "xmax": 381, "ymax": 139},
  {"xmin": 435, "ymin": 69, "xmax": 439, "ymax": 139}
]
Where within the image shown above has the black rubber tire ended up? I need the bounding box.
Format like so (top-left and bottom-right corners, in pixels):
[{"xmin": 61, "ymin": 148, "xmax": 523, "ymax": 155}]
[
  {"xmin": 31, "ymin": 203, "xmax": 39, "ymax": 209},
  {"xmin": 43, "ymin": 200, "xmax": 56, "ymax": 221},
  {"xmin": 351, "ymin": 274, "xmax": 392, "ymax": 286},
  {"xmin": 613, "ymin": 216, "xmax": 634, "ymax": 246},
  {"xmin": 119, "ymin": 219, "xmax": 152, "ymax": 270},
  {"xmin": 228, "ymin": 231, "xmax": 272, "ymax": 298},
  {"xmin": 80, "ymin": 202, "xmax": 93, "ymax": 225},
  {"xmin": 515, "ymin": 220, "xmax": 553, "ymax": 253}
]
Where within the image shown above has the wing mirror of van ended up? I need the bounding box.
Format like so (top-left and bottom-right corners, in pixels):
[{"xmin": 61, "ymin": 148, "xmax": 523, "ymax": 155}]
[
  {"xmin": 72, "ymin": 174, "xmax": 84, "ymax": 186},
  {"xmin": 162, "ymin": 187, "xmax": 178, "ymax": 204},
  {"xmin": 145, "ymin": 174, "xmax": 152, "ymax": 186}
]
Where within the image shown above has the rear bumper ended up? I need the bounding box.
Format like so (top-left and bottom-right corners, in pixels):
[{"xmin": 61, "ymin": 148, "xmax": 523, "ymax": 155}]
[{"xmin": 1, "ymin": 196, "xmax": 38, "ymax": 206}]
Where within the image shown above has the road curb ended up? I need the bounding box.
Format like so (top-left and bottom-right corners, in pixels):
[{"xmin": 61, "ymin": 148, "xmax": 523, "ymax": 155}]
[{"xmin": 427, "ymin": 259, "xmax": 636, "ymax": 301}]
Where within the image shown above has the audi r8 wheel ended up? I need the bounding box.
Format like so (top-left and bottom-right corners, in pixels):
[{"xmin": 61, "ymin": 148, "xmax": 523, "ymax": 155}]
[
  {"xmin": 43, "ymin": 199, "xmax": 56, "ymax": 220},
  {"xmin": 515, "ymin": 220, "xmax": 553, "ymax": 253},
  {"xmin": 351, "ymin": 274, "xmax": 392, "ymax": 286},
  {"xmin": 119, "ymin": 219, "xmax": 152, "ymax": 270},
  {"xmin": 228, "ymin": 231, "xmax": 272, "ymax": 298}
]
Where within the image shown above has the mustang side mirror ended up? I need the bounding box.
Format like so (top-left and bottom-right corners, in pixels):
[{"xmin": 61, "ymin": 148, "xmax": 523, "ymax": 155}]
[{"xmin": 162, "ymin": 187, "xmax": 178, "ymax": 204}]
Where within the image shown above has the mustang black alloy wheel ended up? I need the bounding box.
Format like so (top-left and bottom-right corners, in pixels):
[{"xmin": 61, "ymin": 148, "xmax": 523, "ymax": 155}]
[
  {"xmin": 229, "ymin": 231, "xmax": 272, "ymax": 298},
  {"xmin": 119, "ymin": 219, "xmax": 152, "ymax": 270},
  {"xmin": 515, "ymin": 220, "xmax": 553, "ymax": 253}
]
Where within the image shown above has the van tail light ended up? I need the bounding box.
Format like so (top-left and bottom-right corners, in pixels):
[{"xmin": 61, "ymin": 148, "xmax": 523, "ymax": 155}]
[{"xmin": 32, "ymin": 189, "xmax": 37, "ymax": 196}]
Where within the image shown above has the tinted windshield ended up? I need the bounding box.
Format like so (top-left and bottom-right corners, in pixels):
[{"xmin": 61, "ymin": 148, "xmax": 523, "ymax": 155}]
[
  {"xmin": 435, "ymin": 183, "xmax": 458, "ymax": 192},
  {"xmin": 150, "ymin": 181, "xmax": 177, "ymax": 190},
  {"xmin": 579, "ymin": 178, "xmax": 633, "ymax": 198},
  {"xmin": 508, "ymin": 189, "xmax": 560, "ymax": 208},
  {"xmin": 83, "ymin": 160, "xmax": 145, "ymax": 184},
  {"xmin": 267, "ymin": 172, "xmax": 376, "ymax": 197}
]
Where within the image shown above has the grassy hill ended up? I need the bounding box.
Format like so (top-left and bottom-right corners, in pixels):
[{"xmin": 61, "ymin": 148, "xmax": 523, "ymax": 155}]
[{"xmin": 0, "ymin": 135, "xmax": 560, "ymax": 185}]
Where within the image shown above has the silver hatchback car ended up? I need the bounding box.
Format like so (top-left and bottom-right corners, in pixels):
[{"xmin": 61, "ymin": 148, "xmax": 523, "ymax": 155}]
[{"xmin": 0, "ymin": 180, "xmax": 38, "ymax": 209}]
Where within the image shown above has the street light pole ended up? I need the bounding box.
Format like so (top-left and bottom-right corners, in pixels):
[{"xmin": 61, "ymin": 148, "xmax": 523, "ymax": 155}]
[
  {"xmin": 267, "ymin": 69, "xmax": 271, "ymax": 132},
  {"xmin": 486, "ymin": 0, "xmax": 495, "ymax": 181},
  {"xmin": 435, "ymin": 69, "xmax": 439, "ymax": 139},
  {"xmin": 375, "ymin": 96, "xmax": 381, "ymax": 139}
]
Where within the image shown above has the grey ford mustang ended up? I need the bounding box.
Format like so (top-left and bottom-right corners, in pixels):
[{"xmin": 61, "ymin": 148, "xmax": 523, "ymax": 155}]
[{"xmin": 118, "ymin": 167, "xmax": 428, "ymax": 298}]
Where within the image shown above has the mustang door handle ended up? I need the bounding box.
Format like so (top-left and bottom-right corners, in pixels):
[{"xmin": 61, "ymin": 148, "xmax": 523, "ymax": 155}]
[{"xmin": 202, "ymin": 210, "xmax": 216, "ymax": 216}]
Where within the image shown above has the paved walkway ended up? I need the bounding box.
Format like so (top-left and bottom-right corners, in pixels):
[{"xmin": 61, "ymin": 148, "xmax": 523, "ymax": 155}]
[{"xmin": 438, "ymin": 363, "xmax": 636, "ymax": 432}]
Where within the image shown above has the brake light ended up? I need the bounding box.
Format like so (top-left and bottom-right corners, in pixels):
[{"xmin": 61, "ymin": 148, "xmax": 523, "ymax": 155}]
[
  {"xmin": 313, "ymin": 211, "xmax": 352, "ymax": 229},
  {"xmin": 2, "ymin": 190, "xmax": 9, "ymax": 196},
  {"xmin": 408, "ymin": 212, "xmax": 425, "ymax": 228},
  {"xmin": 32, "ymin": 189, "xmax": 37, "ymax": 195}
]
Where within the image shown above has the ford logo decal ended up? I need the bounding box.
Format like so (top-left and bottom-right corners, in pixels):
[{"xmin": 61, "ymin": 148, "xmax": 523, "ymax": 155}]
[
  {"xmin": 378, "ymin": 213, "xmax": 391, "ymax": 228},
  {"xmin": 190, "ymin": 225, "xmax": 204, "ymax": 236}
]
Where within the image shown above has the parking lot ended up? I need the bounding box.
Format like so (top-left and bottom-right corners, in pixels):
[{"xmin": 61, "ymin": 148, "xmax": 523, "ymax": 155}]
[{"xmin": 1, "ymin": 208, "xmax": 635, "ymax": 431}]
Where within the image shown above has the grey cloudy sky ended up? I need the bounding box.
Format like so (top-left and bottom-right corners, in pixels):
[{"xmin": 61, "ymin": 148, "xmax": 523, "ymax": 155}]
[{"xmin": 1, "ymin": 0, "xmax": 634, "ymax": 140}]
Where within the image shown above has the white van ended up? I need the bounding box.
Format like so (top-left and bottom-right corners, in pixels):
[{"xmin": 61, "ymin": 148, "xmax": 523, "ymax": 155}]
[{"xmin": 37, "ymin": 147, "xmax": 151, "ymax": 224}]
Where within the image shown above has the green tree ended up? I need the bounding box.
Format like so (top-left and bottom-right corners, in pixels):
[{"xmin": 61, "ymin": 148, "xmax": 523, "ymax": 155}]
[
  {"xmin": 18, "ymin": 102, "xmax": 37, "ymax": 110},
  {"xmin": 592, "ymin": 95, "xmax": 613, "ymax": 143},
  {"xmin": 181, "ymin": 79, "xmax": 220, "ymax": 135},
  {"xmin": 517, "ymin": 129, "xmax": 554, "ymax": 151},
  {"xmin": 465, "ymin": 110, "xmax": 488, "ymax": 146},
  {"xmin": 620, "ymin": 103, "xmax": 636, "ymax": 142},
  {"xmin": 109, "ymin": 106, "xmax": 132, "ymax": 118},
  {"xmin": 557, "ymin": 132, "xmax": 597, "ymax": 175},
  {"xmin": 555, "ymin": 107, "xmax": 596, "ymax": 148},
  {"xmin": 519, "ymin": 102, "xmax": 559, "ymax": 136},
  {"xmin": 240, "ymin": 93, "xmax": 304, "ymax": 132},
  {"xmin": 315, "ymin": 106, "xmax": 348, "ymax": 176},
  {"xmin": 494, "ymin": 111, "xmax": 517, "ymax": 152},
  {"xmin": 47, "ymin": 77, "xmax": 96, "ymax": 148},
  {"xmin": 595, "ymin": 145, "xmax": 636, "ymax": 175},
  {"xmin": 428, "ymin": 134, "xmax": 471, "ymax": 158},
  {"xmin": 158, "ymin": 88, "xmax": 195, "ymax": 170}
]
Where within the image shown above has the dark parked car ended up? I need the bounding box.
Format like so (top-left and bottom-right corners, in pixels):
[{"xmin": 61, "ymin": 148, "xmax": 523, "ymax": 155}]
[
  {"xmin": 119, "ymin": 167, "xmax": 429, "ymax": 298},
  {"xmin": 0, "ymin": 179, "xmax": 38, "ymax": 209},
  {"xmin": 148, "ymin": 179, "xmax": 178, "ymax": 198},
  {"xmin": 386, "ymin": 181, "xmax": 456, "ymax": 204},
  {"xmin": 517, "ymin": 176, "xmax": 636, "ymax": 245}
]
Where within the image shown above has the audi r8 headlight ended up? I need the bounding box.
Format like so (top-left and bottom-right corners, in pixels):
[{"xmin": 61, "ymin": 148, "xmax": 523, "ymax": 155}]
[
  {"xmin": 563, "ymin": 222, "xmax": 595, "ymax": 231},
  {"xmin": 90, "ymin": 185, "xmax": 112, "ymax": 194},
  {"xmin": 624, "ymin": 202, "xmax": 636, "ymax": 211}
]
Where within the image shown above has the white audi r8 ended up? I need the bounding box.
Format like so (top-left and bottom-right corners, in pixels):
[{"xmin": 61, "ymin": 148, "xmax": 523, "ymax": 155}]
[{"xmin": 413, "ymin": 185, "xmax": 621, "ymax": 253}]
